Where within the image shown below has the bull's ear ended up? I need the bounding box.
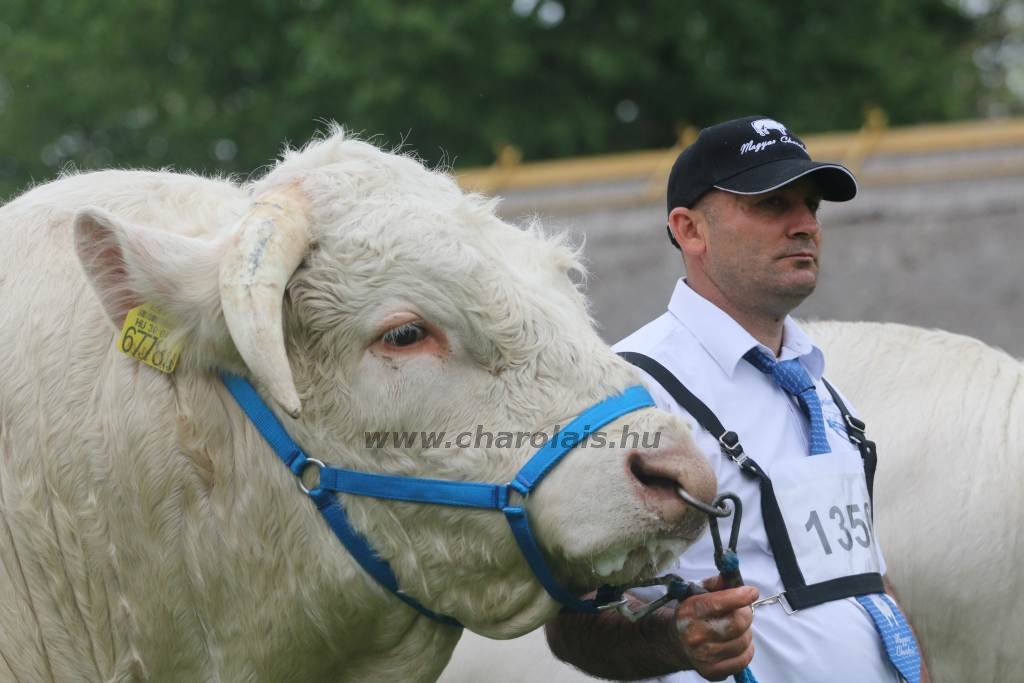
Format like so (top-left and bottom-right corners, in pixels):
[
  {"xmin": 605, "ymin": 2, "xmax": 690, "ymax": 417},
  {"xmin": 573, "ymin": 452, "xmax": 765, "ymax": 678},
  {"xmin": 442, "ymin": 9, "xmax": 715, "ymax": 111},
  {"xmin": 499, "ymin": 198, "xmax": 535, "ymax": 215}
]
[
  {"xmin": 73, "ymin": 206, "xmax": 232, "ymax": 365},
  {"xmin": 73, "ymin": 207, "xmax": 143, "ymax": 328}
]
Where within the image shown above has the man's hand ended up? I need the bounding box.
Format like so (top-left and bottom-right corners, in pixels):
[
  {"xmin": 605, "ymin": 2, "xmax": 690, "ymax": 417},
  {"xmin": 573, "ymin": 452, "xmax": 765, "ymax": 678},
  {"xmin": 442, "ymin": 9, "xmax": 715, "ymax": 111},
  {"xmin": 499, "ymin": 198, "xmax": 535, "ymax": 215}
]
[
  {"xmin": 672, "ymin": 576, "xmax": 758, "ymax": 681},
  {"xmin": 546, "ymin": 577, "xmax": 759, "ymax": 681}
]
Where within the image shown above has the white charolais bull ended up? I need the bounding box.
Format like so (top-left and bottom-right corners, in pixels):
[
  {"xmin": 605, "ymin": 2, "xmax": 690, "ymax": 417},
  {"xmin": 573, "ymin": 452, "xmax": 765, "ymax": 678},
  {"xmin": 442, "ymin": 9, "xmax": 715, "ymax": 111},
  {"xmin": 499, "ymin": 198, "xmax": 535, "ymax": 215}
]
[
  {"xmin": 0, "ymin": 129, "xmax": 717, "ymax": 682},
  {"xmin": 441, "ymin": 321, "xmax": 1024, "ymax": 683}
]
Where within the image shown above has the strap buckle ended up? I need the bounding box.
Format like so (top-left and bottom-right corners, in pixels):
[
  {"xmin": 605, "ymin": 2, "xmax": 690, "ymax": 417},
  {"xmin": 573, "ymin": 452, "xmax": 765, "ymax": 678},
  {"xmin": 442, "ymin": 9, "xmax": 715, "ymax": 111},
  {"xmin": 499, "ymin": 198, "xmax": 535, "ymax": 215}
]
[
  {"xmin": 751, "ymin": 592, "xmax": 797, "ymax": 615},
  {"xmin": 719, "ymin": 430, "xmax": 747, "ymax": 465},
  {"xmin": 844, "ymin": 414, "xmax": 867, "ymax": 444}
]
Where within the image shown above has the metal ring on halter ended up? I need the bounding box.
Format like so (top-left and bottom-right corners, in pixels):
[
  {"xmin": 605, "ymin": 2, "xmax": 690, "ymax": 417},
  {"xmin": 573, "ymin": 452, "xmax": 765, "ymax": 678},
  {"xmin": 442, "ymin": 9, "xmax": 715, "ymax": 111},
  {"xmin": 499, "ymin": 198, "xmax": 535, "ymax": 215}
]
[
  {"xmin": 296, "ymin": 458, "xmax": 326, "ymax": 494},
  {"xmin": 676, "ymin": 486, "xmax": 732, "ymax": 517}
]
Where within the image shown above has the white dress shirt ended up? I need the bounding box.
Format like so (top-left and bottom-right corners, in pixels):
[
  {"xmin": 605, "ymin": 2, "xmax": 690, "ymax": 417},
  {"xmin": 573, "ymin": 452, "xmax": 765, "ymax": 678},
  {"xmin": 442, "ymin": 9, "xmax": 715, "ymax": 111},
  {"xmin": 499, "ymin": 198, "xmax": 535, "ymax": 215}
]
[{"xmin": 615, "ymin": 280, "xmax": 899, "ymax": 683}]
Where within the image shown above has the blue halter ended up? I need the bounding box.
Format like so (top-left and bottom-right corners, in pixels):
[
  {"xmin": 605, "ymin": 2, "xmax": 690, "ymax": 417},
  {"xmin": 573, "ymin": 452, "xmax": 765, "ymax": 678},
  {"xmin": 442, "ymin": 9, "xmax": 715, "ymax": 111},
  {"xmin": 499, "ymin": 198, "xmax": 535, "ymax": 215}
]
[{"xmin": 221, "ymin": 372, "xmax": 655, "ymax": 627}]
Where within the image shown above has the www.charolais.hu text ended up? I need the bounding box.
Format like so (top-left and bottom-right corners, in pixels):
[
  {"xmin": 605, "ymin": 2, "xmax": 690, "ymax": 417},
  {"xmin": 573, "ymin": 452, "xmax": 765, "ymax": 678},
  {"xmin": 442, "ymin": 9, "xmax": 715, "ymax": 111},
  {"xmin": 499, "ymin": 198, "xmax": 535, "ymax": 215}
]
[{"xmin": 365, "ymin": 424, "xmax": 662, "ymax": 450}]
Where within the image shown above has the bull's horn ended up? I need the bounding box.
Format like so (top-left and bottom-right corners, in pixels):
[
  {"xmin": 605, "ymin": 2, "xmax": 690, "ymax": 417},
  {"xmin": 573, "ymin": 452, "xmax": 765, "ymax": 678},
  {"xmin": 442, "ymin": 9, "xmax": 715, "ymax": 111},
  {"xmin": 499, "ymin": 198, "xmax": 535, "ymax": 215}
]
[{"xmin": 220, "ymin": 186, "xmax": 312, "ymax": 418}]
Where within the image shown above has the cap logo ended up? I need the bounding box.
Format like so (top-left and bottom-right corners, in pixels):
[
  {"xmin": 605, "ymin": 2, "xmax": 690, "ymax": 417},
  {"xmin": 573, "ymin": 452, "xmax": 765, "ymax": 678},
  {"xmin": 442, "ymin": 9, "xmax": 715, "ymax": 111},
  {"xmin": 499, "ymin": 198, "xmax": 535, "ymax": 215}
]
[
  {"xmin": 740, "ymin": 118, "xmax": 808, "ymax": 155},
  {"xmin": 751, "ymin": 118, "xmax": 787, "ymax": 136},
  {"xmin": 740, "ymin": 138, "xmax": 777, "ymax": 155}
]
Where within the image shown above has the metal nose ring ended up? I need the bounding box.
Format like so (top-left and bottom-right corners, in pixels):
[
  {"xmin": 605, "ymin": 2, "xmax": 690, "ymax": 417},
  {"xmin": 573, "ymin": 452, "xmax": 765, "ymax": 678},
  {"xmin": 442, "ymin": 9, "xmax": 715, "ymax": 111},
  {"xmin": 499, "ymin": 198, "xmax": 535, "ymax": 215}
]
[{"xmin": 676, "ymin": 486, "xmax": 732, "ymax": 518}]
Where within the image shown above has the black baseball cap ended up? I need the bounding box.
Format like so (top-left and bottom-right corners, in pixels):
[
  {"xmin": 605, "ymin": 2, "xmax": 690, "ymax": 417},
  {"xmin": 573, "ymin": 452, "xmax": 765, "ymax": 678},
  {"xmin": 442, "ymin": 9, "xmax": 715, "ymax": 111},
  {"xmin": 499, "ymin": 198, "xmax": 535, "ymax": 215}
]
[{"xmin": 666, "ymin": 115, "xmax": 857, "ymax": 246}]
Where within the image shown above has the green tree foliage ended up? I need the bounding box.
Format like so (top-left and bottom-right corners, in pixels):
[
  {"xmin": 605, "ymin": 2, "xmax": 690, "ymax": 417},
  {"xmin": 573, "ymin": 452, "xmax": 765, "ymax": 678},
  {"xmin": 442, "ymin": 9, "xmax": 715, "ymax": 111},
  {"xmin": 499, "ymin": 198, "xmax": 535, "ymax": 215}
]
[{"xmin": 0, "ymin": 0, "xmax": 996, "ymax": 199}]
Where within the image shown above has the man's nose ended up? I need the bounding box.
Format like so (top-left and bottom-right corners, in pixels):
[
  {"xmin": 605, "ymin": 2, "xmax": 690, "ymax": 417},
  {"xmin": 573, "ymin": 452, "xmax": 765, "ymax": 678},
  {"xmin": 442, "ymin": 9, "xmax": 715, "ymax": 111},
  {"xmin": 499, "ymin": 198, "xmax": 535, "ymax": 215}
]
[{"xmin": 788, "ymin": 204, "xmax": 821, "ymax": 237}]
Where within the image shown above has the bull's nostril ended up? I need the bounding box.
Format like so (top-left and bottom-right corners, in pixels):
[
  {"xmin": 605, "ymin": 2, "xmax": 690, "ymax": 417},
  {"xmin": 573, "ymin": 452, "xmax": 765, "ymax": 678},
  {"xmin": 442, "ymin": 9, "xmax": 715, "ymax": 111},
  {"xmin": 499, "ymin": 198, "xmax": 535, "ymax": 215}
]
[
  {"xmin": 627, "ymin": 450, "xmax": 716, "ymax": 532},
  {"xmin": 628, "ymin": 453, "xmax": 679, "ymax": 497}
]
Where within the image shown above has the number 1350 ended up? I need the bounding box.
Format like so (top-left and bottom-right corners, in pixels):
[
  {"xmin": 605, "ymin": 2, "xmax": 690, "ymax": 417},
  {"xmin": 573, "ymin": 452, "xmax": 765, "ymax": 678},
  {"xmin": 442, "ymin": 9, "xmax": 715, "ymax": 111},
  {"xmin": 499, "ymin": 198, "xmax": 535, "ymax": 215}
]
[{"xmin": 805, "ymin": 503, "xmax": 873, "ymax": 555}]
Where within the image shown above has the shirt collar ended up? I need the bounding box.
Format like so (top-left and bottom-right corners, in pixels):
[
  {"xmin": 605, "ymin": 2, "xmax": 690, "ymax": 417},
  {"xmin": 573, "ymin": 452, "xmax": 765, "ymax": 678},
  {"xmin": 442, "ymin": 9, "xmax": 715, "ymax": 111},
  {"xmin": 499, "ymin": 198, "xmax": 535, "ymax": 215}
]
[{"xmin": 667, "ymin": 279, "xmax": 825, "ymax": 380}]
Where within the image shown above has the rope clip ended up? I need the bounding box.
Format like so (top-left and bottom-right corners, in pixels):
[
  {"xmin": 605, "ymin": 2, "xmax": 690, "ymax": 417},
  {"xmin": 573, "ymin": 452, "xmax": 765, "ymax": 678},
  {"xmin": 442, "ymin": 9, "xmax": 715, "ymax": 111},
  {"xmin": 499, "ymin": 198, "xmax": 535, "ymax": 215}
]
[
  {"xmin": 707, "ymin": 492, "xmax": 744, "ymax": 588},
  {"xmin": 597, "ymin": 574, "xmax": 707, "ymax": 623}
]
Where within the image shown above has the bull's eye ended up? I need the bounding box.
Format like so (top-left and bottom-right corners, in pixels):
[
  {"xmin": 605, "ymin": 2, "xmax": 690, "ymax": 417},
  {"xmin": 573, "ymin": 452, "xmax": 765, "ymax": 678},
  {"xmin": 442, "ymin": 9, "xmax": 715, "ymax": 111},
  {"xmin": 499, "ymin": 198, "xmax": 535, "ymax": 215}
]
[{"xmin": 381, "ymin": 322, "xmax": 427, "ymax": 347}]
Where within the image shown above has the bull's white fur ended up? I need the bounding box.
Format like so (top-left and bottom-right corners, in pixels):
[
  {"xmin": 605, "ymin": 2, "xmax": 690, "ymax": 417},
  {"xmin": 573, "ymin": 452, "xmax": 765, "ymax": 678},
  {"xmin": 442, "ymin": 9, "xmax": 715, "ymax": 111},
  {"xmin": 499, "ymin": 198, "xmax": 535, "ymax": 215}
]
[
  {"xmin": 441, "ymin": 321, "xmax": 1024, "ymax": 683},
  {"xmin": 807, "ymin": 321, "xmax": 1023, "ymax": 681},
  {"xmin": 0, "ymin": 130, "xmax": 716, "ymax": 681}
]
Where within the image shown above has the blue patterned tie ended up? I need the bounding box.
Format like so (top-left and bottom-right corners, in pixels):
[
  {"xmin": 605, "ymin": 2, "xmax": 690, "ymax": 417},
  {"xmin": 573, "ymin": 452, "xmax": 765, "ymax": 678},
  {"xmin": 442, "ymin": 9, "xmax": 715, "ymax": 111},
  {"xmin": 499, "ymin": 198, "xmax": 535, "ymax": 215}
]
[
  {"xmin": 747, "ymin": 349, "xmax": 921, "ymax": 681},
  {"xmin": 744, "ymin": 348, "xmax": 831, "ymax": 455},
  {"xmin": 855, "ymin": 593, "xmax": 922, "ymax": 683}
]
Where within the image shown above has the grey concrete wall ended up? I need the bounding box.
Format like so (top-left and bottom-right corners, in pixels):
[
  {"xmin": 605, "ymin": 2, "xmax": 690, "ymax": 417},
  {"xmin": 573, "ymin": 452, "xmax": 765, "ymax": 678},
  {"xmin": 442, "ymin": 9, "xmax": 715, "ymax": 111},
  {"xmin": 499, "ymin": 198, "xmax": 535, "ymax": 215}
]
[{"xmin": 495, "ymin": 160, "xmax": 1023, "ymax": 357}]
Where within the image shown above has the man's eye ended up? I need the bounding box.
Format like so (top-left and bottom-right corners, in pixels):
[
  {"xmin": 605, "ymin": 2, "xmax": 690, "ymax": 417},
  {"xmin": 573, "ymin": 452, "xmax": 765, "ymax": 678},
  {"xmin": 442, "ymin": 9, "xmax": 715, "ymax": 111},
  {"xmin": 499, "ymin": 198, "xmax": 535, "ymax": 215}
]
[
  {"xmin": 759, "ymin": 196, "xmax": 787, "ymax": 209},
  {"xmin": 381, "ymin": 323, "xmax": 427, "ymax": 347}
]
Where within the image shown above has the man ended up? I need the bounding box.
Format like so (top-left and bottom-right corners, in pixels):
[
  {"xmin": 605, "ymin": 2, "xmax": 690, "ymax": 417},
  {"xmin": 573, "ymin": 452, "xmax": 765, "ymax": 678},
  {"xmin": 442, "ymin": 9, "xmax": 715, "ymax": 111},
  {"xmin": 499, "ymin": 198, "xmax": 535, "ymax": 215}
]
[{"xmin": 546, "ymin": 116, "xmax": 927, "ymax": 682}]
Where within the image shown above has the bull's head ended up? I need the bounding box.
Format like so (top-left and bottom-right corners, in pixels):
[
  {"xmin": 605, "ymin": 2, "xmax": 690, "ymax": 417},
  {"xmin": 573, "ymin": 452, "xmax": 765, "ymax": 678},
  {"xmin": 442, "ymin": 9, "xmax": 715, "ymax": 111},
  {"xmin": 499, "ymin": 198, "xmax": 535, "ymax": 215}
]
[{"xmin": 72, "ymin": 128, "xmax": 716, "ymax": 640}]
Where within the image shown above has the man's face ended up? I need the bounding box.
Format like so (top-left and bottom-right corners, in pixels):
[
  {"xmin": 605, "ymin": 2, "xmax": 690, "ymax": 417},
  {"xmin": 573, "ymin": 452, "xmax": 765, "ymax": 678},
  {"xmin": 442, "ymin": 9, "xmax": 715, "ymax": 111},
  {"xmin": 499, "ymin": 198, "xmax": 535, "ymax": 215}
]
[{"xmin": 697, "ymin": 178, "xmax": 823, "ymax": 319}]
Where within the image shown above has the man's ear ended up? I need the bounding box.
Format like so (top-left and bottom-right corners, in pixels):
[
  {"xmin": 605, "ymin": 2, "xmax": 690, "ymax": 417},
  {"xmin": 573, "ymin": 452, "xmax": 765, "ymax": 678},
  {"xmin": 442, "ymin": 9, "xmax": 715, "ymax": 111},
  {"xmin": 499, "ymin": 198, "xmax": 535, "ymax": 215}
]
[{"xmin": 668, "ymin": 206, "xmax": 708, "ymax": 259}]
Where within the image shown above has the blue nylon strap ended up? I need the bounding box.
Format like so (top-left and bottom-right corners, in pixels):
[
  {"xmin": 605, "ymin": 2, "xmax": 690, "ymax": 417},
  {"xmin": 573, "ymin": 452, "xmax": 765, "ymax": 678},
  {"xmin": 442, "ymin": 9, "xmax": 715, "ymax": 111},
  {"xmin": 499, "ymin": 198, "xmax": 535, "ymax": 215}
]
[
  {"xmin": 320, "ymin": 468, "xmax": 510, "ymax": 510},
  {"xmin": 512, "ymin": 385, "xmax": 655, "ymax": 496},
  {"xmin": 221, "ymin": 372, "xmax": 306, "ymax": 468},
  {"xmin": 221, "ymin": 370, "xmax": 658, "ymax": 621},
  {"xmin": 220, "ymin": 372, "xmax": 461, "ymax": 627},
  {"xmin": 501, "ymin": 386, "xmax": 656, "ymax": 611},
  {"xmin": 503, "ymin": 506, "xmax": 601, "ymax": 613},
  {"xmin": 735, "ymin": 668, "xmax": 759, "ymax": 683},
  {"xmin": 311, "ymin": 490, "xmax": 462, "ymax": 627}
]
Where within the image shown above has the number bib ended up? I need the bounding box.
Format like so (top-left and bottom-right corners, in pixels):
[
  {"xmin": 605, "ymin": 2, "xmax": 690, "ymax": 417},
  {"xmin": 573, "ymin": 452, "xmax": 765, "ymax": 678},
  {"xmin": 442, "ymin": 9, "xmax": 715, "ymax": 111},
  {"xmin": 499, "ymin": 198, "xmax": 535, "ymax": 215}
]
[{"xmin": 771, "ymin": 448, "xmax": 881, "ymax": 585}]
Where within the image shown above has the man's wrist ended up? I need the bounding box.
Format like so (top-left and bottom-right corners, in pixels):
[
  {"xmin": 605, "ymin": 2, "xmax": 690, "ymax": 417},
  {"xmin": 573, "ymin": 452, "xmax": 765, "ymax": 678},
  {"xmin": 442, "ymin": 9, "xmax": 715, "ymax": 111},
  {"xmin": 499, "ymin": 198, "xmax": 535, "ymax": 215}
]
[{"xmin": 546, "ymin": 600, "xmax": 694, "ymax": 680}]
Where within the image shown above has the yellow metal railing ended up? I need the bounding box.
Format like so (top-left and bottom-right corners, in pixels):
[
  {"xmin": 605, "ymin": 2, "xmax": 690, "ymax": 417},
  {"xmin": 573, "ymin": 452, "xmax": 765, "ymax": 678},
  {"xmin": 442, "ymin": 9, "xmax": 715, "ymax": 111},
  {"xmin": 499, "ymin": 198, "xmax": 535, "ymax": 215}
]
[{"xmin": 457, "ymin": 114, "xmax": 1024, "ymax": 210}]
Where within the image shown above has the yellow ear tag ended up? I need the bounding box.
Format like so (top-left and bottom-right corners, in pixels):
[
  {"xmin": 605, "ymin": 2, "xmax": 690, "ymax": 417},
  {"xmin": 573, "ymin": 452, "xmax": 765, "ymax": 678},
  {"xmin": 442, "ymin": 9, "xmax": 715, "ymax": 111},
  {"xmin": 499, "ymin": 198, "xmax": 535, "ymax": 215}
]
[{"xmin": 118, "ymin": 304, "xmax": 182, "ymax": 374}]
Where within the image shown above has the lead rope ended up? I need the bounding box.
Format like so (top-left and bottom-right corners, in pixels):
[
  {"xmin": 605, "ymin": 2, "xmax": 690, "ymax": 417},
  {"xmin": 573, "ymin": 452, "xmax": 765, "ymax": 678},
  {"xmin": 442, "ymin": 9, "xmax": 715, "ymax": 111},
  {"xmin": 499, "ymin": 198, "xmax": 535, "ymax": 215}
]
[
  {"xmin": 599, "ymin": 493, "xmax": 759, "ymax": 682},
  {"xmin": 707, "ymin": 494, "xmax": 759, "ymax": 683}
]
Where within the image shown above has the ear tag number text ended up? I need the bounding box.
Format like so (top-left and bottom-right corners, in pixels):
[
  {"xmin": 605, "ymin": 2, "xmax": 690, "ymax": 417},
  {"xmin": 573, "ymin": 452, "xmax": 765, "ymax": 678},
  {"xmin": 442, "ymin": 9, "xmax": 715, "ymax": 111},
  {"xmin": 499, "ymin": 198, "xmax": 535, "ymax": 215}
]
[{"xmin": 118, "ymin": 304, "xmax": 182, "ymax": 374}]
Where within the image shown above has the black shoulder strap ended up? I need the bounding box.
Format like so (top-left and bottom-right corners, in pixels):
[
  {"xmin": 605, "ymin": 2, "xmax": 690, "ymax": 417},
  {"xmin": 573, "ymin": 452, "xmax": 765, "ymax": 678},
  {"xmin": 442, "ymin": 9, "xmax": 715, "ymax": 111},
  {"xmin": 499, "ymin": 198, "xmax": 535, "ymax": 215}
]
[
  {"xmin": 616, "ymin": 351, "xmax": 768, "ymax": 481},
  {"xmin": 617, "ymin": 352, "xmax": 725, "ymax": 436},
  {"xmin": 619, "ymin": 351, "xmax": 886, "ymax": 608},
  {"xmin": 618, "ymin": 351, "xmax": 804, "ymax": 589},
  {"xmin": 821, "ymin": 378, "xmax": 878, "ymax": 506}
]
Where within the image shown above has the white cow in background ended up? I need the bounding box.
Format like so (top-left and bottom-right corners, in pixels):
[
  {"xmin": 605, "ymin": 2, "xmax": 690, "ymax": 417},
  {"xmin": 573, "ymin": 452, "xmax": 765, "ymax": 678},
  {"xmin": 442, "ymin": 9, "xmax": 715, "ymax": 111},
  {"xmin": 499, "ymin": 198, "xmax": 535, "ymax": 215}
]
[
  {"xmin": 442, "ymin": 321, "xmax": 1024, "ymax": 682},
  {"xmin": 0, "ymin": 129, "xmax": 718, "ymax": 682},
  {"xmin": 808, "ymin": 321, "xmax": 1023, "ymax": 682}
]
